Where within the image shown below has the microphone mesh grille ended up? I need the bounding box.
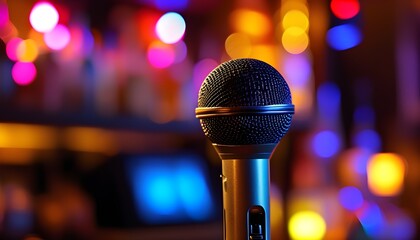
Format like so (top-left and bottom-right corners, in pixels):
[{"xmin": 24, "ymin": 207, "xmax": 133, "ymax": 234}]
[{"xmin": 197, "ymin": 58, "xmax": 293, "ymax": 145}]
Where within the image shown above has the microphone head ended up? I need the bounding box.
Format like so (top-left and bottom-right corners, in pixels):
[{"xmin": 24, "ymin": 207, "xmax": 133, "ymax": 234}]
[{"xmin": 196, "ymin": 58, "xmax": 294, "ymax": 145}]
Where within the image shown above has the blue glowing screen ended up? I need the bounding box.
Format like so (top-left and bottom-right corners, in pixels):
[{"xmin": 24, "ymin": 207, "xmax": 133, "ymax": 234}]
[
  {"xmin": 327, "ymin": 23, "xmax": 362, "ymax": 51},
  {"xmin": 126, "ymin": 154, "xmax": 214, "ymax": 224}
]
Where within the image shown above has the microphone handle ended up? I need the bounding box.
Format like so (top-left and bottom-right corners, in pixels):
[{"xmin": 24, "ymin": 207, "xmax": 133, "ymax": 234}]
[{"xmin": 214, "ymin": 144, "xmax": 276, "ymax": 240}]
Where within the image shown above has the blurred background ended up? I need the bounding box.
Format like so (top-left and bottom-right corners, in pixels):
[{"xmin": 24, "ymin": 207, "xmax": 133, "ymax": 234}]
[{"xmin": 0, "ymin": 0, "xmax": 419, "ymax": 239}]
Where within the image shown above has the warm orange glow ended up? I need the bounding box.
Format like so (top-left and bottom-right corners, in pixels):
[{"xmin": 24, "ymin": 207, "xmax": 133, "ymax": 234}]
[
  {"xmin": 225, "ymin": 32, "xmax": 252, "ymax": 59},
  {"xmin": 17, "ymin": 38, "xmax": 39, "ymax": 62},
  {"xmin": 279, "ymin": 1, "xmax": 309, "ymax": 18},
  {"xmin": 230, "ymin": 9, "xmax": 271, "ymax": 37},
  {"xmin": 282, "ymin": 27, "xmax": 309, "ymax": 54},
  {"xmin": 0, "ymin": 123, "xmax": 57, "ymax": 149},
  {"xmin": 249, "ymin": 44, "xmax": 278, "ymax": 67},
  {"xmin": 63, "ymin": 127, "xmax": 117, "ymax": 155},
  {"xmin": 367, "ymin": 153, "xmax": 406, "ymax": 196}
]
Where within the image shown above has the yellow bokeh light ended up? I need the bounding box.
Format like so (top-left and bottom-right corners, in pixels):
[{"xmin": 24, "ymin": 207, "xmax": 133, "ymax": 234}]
[
  {"xmin": 249, "ymin": 44, "xmax": 278, "ymax": 67},
  {"xmin": 278, "ymin": 1, "xmax": 309, "ymax": 19},
  {"xmin": 367, "ymin": 153, "xmax": 406, "ymax": 196},
  {"xmin": 289, "ymin": 86, "xmax": 312, "ymax": 117},
  {"xmin": 230, "ymin": 9, "xmax": 271, "ymax": 37},
  {"xmin": 16, "ymin": 39, "xmax": 39, "ymax": 62},
  {"xmin": 282, "ymin": 10, "xmax": 309, "ymax": 31},
  {"xmin": 28, "ymin": 28, "xmax": 48, "ymax": 54},
  {"xmin": 282, "ymin": 27, "xmax": 309, "ymax": 54},
  {"xmin": 288, "ymin": 211, "xmax": 326, "ymax": 240},
  {"xmin": 225, "ymin": 32, "xmax": 252, "ymax": 59}
]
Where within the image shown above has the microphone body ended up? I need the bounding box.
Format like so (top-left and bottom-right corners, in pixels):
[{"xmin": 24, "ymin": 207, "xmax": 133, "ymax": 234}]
[
  {"xmin": 216, "ymin": 144, "xmax": 275, "ymax": 240},
  {"xmin": 195, "ymin": 58, "xmax": 294, "ymax": 240}
]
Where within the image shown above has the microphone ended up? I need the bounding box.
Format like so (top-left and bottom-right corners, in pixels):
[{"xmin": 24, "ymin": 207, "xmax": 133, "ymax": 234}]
[{"xmin": 196, "ymin": 58, "xmax": 294, "ymax": 240}]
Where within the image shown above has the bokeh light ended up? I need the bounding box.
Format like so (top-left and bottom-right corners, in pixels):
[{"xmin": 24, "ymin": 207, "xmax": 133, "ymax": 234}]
[
  {"xmin": 29, "ymin": 2, "xmax": 59, "ymax": 33},
  {"xmin": 354, "ymin": 105, "xmax": 376, "ymax": 126},
  {"xmin": 127, "ymin": 155, "xmax": 214, "ymax": 224},
  {"xmin": 44, "ymin": 24, "xmax": 71, "ymax": 50},
  {"xmin": 282, "ymin": 27, "xmax": 309, "ymax": 54},
  {"xmin": 6, "ymin": 37, "xmax": 23, "ymax": 61},
  {"xmin": 173, "ymin": 40, "xmax": 188, "ymax": 63},
  {"xmin": 60, "ymin": 25, "xmax": 95, "ymax": 60},
  {"xmin": 147, "ymin": 41, "xmax": 175, "ymax": 68},
  {"xmin": 330, "ymin": 0, "xmax": 360, "ymax": 20},
  {"xmin": 230, "ymin": 9, "xmax": 271, "ymax": 37},
  {"xmin": 338, "ymin": 186, "xmax": 364, "ymax": 211},
  {"xmin": 282, "ymin": 10, "xmax": 309, "ymax": 31},
  {"xmin": 192, "ymin": 58, "xmax": 218, "ymax": 96},
  {"xmin": 0, "ymin": 3, "xmax": 9, "ymax": 27},
  {"xmin": 156, "ymin": 12, "xmax": 186, "ymax": 44},
  {"xmin": 367, "ymin": 153, "xmax": 406, "ymax": 196},
  {"xmin": 357, "ymin": 202, "xmax": 384, "ymax": 237},
  {"xmin": 279, "ymin": 1, "xmax": 309, "ymax": 18},
  {"xmin": 288, "ymin": 211, "xmax": 326, "ymax": 240},
  {"xmin": 28, "ymin": 29, "xmax": 49, "ymax": 54},
  {"xmin": 17, "ymin": 39, "xmax": 39, "ymax": 62},
  {"xmin": 327, "ymin": 23, "xmax": 362, "ymax": 50},
  {"xmin": 353, "ymin": 129, "xmax": 382, "ymax": 152},
  {"xmin": 225, "ymin": 32, "xmax": 252, "ymax": 59},
  {"xmin": 317, "ymin": 82, "xmax": 341, "ymax": 119},
  {"xmin": 11, "ymin": 62, "xmax": 37, "ymax": 86},
  {"xmin": 283, "ymin": 53, "xmax": 312, "ymax": 87},
  {"xmin": 153, "ymin": 0, "xmax": 189, "ymax": 11},
  {"xmin": 312, "ymin": 130, "xmax": 341, "ymax": 159}
]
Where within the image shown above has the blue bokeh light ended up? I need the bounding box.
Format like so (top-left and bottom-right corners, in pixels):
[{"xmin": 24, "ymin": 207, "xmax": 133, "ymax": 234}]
[
  {"xmin": 354, "ymin": 105, "xmax": 375, "ymax": 126},
  {"xmin": 352, "ymin": 149, "xmax": 371, "ymax": 175},
  {"xmin": 358, "ymin": 202, "xmax": 384, "ymax": 237},
  {"xmin": 317, "ymin": 82, "xmax": 341, "ymax": 119},
  {"xmin": 312, "ymin": 130, "xmax": 341, "ymax": 158},
  {"xmin": 327, "ymin": 23, "xmax": 362, "ymax": 50},
  {"xmin": 127, "ymin": 154, "xmax": 214, "ymax": 224},
  {"xmin": 155, "ymin": 0, "xmax": 189, "ymax": 11},
  {"xmin": 338, "ymin": 186, "xmax": 364, "ymax": 211},
  {"xmin": 353, "ymin": 129, "xmax": 382, "ymax": 152}
]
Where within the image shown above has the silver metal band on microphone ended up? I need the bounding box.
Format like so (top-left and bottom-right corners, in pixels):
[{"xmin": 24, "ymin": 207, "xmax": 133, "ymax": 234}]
[{"xmin": 195, "ymin": 104, "xmax": 295, "ymax": 118}]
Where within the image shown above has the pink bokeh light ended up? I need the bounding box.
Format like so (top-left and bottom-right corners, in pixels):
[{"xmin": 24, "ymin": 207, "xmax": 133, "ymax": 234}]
[
  {"xmin": 6, "ymin": 37, "xmax": 23, "ymax": 61},
  {"xmin": 12, "ymin": 62, "xmax": 37, "ymax": 86},
  {"xmin": 147, "ymin": 41, "xmax": 175, "ymax": 68},
  {"xmin": 44, "ymin": 24, "xmax": 71, "ymax": 50}
]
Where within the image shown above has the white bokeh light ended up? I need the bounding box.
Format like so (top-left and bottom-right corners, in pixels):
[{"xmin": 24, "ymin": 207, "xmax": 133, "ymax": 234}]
[
  {"xmin": 29, "ymin": 2, "xmax": 59, "ymax": 33},
  {"xmin": 156, "ymin": 12, "xmax": 186, "ymax": 44}
]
